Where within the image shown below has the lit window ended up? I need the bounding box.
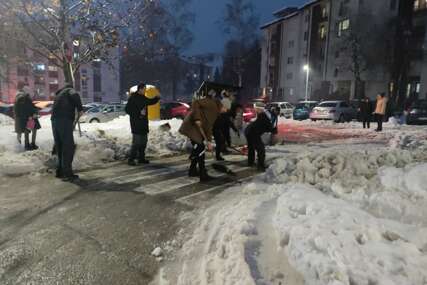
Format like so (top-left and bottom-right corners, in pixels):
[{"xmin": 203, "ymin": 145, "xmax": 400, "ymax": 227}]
[
  {"xmin": 34, "ymin": 64, "xmax": 45, "ymax": 72},
  {"xmin": 319, "ymin": 25, "xmax": 327, "ymax": 39},
  {"xmin": 337, "ymin": 19, "xmax": 350, "ymax": 37}
]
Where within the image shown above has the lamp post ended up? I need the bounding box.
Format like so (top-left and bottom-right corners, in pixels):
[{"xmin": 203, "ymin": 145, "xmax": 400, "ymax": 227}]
[{"xmin": 303, "ymin": 64, "xmax": 310, "ymax": 101}]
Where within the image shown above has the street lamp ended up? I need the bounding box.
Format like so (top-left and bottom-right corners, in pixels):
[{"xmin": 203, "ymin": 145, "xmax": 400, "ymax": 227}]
[{"xmin": 303, "ymin": 64, "xmax": 310, "ymax": 101}]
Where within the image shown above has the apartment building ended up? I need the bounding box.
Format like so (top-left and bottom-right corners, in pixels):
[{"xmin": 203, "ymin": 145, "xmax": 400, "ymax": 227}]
[
  {"xmin": 0, "ymin": 48, "xmax": 120, "ymax": 104},
  {"xmin": 261, "ymin": 0, "xmax": 425, "ymax": 104}
]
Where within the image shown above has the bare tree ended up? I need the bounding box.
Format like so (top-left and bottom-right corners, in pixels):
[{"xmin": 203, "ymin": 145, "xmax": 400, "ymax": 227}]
[
  {"xmin": 220, "ymin": 0, "xmax": 259, "ymax": 87},
  {"xmin": 338, "ymin": 10, "xmax": 390, "ymax": 99},
  {"xmin": 0, "ymin": 0, "xmax": 152, "ymax": 86}
]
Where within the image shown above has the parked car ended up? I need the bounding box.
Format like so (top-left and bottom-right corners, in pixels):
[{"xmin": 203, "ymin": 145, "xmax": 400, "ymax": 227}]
[
  {"xmin": 79, "ymin": 104, "xmax": 126, "ymax": 123},
  {"xmin": 266, "ymin": 102, "xmax": 294, "ymax": 118},
  {"xmin": 293, "ymin": 101, "xmax": 319, "ymax": 120},
  {"xmin": 83, "ymin": 103, "xmax": 105, "ymax": 112},
  {"xmin": 160, "ymin": 102, "xmax": 190, "ymax": 120},
  {"xmin": 350, "ymin": 99, "xmax": 376, "ymax": 122},
  {"xmin": 310, "ymin": 101, "xmax": 357, "ymax": 122},
  {"xmin": 0, "ymin": 104, "xmax": 14, "ymax": 118},
  {"xmin": 407, "ymin": 100, "xmax": 427, "ymax": 125}
]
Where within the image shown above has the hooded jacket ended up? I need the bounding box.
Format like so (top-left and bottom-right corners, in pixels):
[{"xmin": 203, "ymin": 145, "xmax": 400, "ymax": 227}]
[
  {"xmin": 245, "ymin": 111, "xmax": 274, "ymax": 138},
  {"xmin": 179, "ymin": 97, "xmax": 222, "ymax": 143},
  {"xmin": 14, "ymin": 91, "xmax": 37, "ymax": 133},
  {"xmin": 125, "ymin": 92, "xmax": 159, "ymax": 135}
]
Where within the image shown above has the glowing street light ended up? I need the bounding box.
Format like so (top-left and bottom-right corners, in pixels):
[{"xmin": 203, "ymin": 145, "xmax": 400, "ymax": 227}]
[{"xmin": 303, "ymin": 64, "xmax": 310, "ymax": 101}]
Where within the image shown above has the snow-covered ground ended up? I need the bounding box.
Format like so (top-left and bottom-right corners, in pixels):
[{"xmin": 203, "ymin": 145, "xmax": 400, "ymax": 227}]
[
  {"xmin": 160, "ymin": 123, "xmax": 427, "ymax": 285},
  {"xmin": 0, "ymin": 115, "xmax": 187, "ymax": 177}
]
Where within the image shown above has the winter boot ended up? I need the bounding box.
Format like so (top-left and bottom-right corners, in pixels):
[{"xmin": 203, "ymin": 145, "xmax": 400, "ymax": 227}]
[
  {"xmin": 199, "ymin": 171, "xmax": 214, "ymax": 182},
  {"xmin": 62, "ymin": 174, "xmax": 79, "ymax": 182},
  {"xmin": 31, "ymin": 143, "xmax": 39, "ymax": 150},
  {"xmin": 24, "ymin": 144, "xmax": 32, "ymax": 151},
  {"xmin": 138, "ymin": 158, "xmax": 150, "ymax": 164},
  {"xmin": 188, "ymin": 160, "xmax": 199, "ymax": 177}
]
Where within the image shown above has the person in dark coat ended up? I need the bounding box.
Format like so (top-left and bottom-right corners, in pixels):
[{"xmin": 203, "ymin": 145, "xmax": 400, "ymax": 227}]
[
  {"xmin": 179, "ymin": 90, "xmax": 222, "ymax": 182},
  {"xmin": 125, "ymin": 83, "xmax": 160, "ymax": 166},
  {"xmin": 244, "ymin": 109, "xmax": 274, "ymax": 171},
  {"xmin": 359, "ymin": 96, "xmax": 372, "ymax": 129},
  {"xmin": 213, "ymin": 108, "xmax": 239, "ymax": 161},
  {"xmin": 14, "ymin": 87, "xmax": 40, "ymax": 150},
  {"xmin": 51, "ymin": 83, "xmax": 83, "ymax": 181}
]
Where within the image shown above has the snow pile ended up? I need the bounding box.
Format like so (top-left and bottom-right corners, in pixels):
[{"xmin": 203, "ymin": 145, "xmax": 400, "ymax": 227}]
[
  {"xmin": 0, "ymin": 114, "xmax": 13, "ymax": 126},
  {"xmin": 265, "ymin": 147, "xmax": 427, "ymax": 193},
  {"xmin": 0, "ymin": 116, "xmax": 187, "ymax": 177},
  {"xmin": 170, "ymin": 146, "xmax": 427, "ymax": 285},
  {"xmin": 274, "ymin": 184, "xmax": 427, "ymax": 285}
]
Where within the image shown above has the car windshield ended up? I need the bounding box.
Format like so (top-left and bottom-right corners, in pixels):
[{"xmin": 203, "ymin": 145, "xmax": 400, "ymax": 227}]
[
  {"xmin": 87, "ymin": 107, "xmax": 100, "ymax": 113},
  {"xmin": 318, "ymin": 102, "xmax": 337, "ymax": 108},
  {"xmin": 411, "ymin": 101, "xmax": 427, "ymax": 109},
  {"xmin": 295, "ymin": 103, "xmax": 308, "ymax": 109}
]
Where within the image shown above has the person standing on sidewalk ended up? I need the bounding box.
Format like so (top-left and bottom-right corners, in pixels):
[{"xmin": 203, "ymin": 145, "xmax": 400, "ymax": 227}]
[
  {"xmin": 179, "ymin": 89, "xmax": 222, "ymax": 182},
  {"xmin": 373, "ymin": 93, "xmax": 388, "ymax": 132},
  {"xmin": 125, "ymin": 83, "xmax": 160, "ymax": 166},
  {"xmin": 51, "ymin": 83, "xmax": 83, "ymax": 181},
  {"xmin": 359, "ymin": 96, "xmax": 372, "ymax": 129},
  {"xmin": 14, "ymin": 86, "xmax": 40, "ymax": 150}
]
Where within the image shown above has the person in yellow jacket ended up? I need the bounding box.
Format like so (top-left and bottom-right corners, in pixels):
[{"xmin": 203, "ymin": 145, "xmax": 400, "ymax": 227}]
[{"xmin": 373, "ymin": 93, "xmax": 388, "ymax": 132}]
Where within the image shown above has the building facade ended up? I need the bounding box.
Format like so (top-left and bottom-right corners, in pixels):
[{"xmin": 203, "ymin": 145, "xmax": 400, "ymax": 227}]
[
  {"xmin": 0, "ymin": 48, "xmax": 120, "ymax": 104},
  {"xmin": 260, "ymin": 0, "xmax": 426, "ymax": 105}
]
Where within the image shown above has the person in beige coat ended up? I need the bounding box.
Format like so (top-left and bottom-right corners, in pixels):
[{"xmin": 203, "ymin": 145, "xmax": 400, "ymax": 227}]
[
  {"xmin": 179, "ymin": 90, "xmax": 222, "ymax": 182},
  {"xmin": 373, "ymin": 93, "xmax": 388, "ymax": 132}
]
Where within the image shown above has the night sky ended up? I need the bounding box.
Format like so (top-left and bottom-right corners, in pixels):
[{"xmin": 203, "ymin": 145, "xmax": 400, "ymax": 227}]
[{"xmin": 188, "ymin": 0, "xmax": 306, "ymax": 55}]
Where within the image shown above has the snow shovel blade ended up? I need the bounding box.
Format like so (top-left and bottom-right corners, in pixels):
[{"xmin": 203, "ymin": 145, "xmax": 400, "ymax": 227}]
[{"xmin": 212, "ymin": 163, "xmax": 236, "ymax": 176}]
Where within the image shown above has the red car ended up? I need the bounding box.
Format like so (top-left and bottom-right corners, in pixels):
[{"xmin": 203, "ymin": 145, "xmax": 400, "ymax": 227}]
[
  {"xmin": 161, "ymin": 102, "xmax": 190, "ymax": 119},
  {"xmin": 243, "ymin": 104, "xmax": 257, "ymax": 122}
]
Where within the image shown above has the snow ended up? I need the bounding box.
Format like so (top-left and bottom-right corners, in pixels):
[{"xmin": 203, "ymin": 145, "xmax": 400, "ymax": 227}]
[
  {"xmin": 0, "ymin": 115, "xmax": 187, "ymax": 177},
  {"xmin": 165, "ymin": 128, "xmax": 427, "ymax": 285},
  {"xmin": 151, "ymin": 247, "xmax": 163, "ymax": 257},
  {"xmin": 0, "ymin": 114, "xmax": 13, "ymax": 126}
]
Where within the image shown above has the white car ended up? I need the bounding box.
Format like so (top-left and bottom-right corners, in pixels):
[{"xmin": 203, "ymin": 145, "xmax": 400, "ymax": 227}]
[
  {"xmin": 267, "ymin": 102, "xmax": 295, "ymax": 118},
  {"xmin": 80, "ymin": 104, "xmax": 126, "ymax": 123}
]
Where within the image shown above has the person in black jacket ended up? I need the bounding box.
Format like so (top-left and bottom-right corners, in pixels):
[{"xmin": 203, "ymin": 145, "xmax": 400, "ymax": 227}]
[
  {"xmin": 125, "ymin": 83, "xmax": 160, "ymax": 166},
  {"xmin": 244, "ymin": 109, "xmax": 274, "ymax": 171},
  {"xmin": 359, "ymin": 96, "xmax": 372, "ymax": 129},
  {"xmin": 14, "ymin": 87, "xmax": 40, "ymax": 150},
  {"xmin": 213, "ymin": 108, "xmax": 239, "ymax": 161},
  {"xmin": 51, "ymin": 84, "xmax": 83, "ymax": 181}
]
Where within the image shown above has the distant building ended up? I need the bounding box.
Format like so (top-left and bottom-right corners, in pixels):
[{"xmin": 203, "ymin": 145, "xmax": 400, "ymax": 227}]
[
  {"xmin": 0, "ymin": 48, "xmax": 120, "ymax": 104},
  {"xmin": 260, "ymin": 0, "xmax": 426, "ymax": 106}
]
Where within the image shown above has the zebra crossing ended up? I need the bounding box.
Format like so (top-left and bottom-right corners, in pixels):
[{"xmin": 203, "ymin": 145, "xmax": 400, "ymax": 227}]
[{"xmin": 78, "ymin": 154, "xmax": 263, "ymax": 205}]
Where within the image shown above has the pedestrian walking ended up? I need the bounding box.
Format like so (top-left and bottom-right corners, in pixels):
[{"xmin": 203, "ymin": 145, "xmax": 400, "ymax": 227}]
[
  {"xmin": 125, "ymin": 83, "xmax": 160, "ymax": 166},
  {"xmin": 373, "ymin": 93, "xmax": 388, "ymax": 132},
  {"xmin": 14, "ymin": 86, "xmax": 40, "ymax": 150},
  {"xmin": 359, "ymin": 96, "xmax": 372, "ymax": 129},
  {"xmin": 179, "ymin": 89, "xmax": 222, "ymax": 182},
  {"xmin": 51, "ymin": 83, "xmax": 83, "ymax": 181},
  {"xmin": 244, "ymin": 109, "xmax": 274, "ymax": 171}
]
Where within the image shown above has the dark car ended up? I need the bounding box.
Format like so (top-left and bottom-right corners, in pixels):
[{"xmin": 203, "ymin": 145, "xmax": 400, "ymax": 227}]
[
  {"xmin": 407, "ymin": 100, "xmax": 427, "ymax": 125},
  {"xmin": 351, "ymin": 99, "xmax": 376, "ymax": 122},
  {"xmin": 160, "ymin": 102, "xmax": 190, "ymax": 120},
  {"xmin": 0, "ymin": 104, "xmax": 14, "ymax": 118},
  {"xmin": 293, "ymin": 101, "xmax": 319, "ymax": 120}
]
